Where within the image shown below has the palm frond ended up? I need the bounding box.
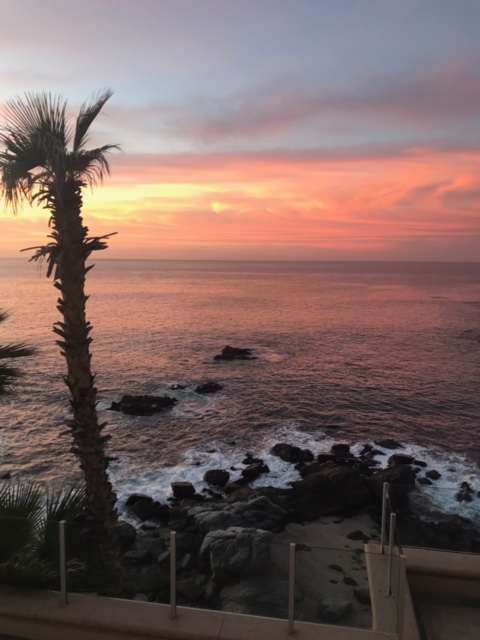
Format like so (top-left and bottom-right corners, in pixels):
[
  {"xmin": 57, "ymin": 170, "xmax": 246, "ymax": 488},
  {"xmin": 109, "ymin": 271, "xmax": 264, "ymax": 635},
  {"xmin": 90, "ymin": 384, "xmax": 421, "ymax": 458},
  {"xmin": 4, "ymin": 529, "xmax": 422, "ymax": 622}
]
[
  {"xmin": 73, "ymin": 89, "xmax": 114, "ymax": 151},
  {"xmin": 4, "ymin": 93, "xmax": 69, "ymax": 148},
  {"xmin": 72, "ymin": 145, "xmax": 119, "ymax": 187},
  {"xmin": 0, "ymin": 482, "xmax": 44, "ymax": 561},
  {"xmin": 46, "ymin": 484, "xmax": 87, "ymax": 521}
]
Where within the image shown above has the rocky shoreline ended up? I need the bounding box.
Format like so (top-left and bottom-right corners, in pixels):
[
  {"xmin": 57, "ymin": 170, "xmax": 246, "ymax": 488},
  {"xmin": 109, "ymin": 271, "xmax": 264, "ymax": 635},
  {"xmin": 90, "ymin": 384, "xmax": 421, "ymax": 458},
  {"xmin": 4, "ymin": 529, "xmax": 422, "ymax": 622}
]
[{"xmin": 116, "ymin": 437, "xmax": 480, "ymax": 623}]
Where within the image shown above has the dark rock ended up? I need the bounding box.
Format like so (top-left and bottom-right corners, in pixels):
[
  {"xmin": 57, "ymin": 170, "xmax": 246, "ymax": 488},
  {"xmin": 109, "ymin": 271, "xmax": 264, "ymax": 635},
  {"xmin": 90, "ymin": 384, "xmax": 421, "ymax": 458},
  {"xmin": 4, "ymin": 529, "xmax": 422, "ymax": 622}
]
[
  {"xmin": 195, "ymin": 381, "xmax": 223, "ymax": 394},
  {"xmin": 354, "ymin": 587, "xmax": 371, "ymax": 604},
  {"xmin": 171, "ymin": 481, "xmax": 196, "ymax": 499},
  {"xmin": 317, "ymin": 453, "xmax": 337, "ymax": 464},
  {"xmin": 116, "ymin": 520, "xmax": 137, "ymax": 547},
  {"xmin": 271, "ymin": 442, "xmax": 314, "ymax": 463},
  {"xmin": 318, "ymin": 597, "xmax": 352, "ymax": 623},
  {"xmin": 418, "ymin": 477, "xmax": 433, "ymax": 486},
  {"xmin": 132, "ymin": 499, "xmax": 155, "ymax": 521},
  {"xmin": 374, "ymin": 438, "xmax": 403, "ymax": 450},
  {"xmin": 241, "ymin": 462, "xmax": 270, "ymax": 482},
  {"xmin": 109, "ymin": 394, "xmax": 177, "ymax": 416},
  {"xmin": 343, "ymin": 576, "xmax": 358, "ymax": 586},
  {"xmin": 299, "ymin": 462, "xmax": 322, "ymax": 477},
  {"xmin": 331, "ymin": 443, "xmax": 352, "ymax": 457},
  {"xmin": 388, "ymin": 454, "xmax": 415, "ymax": 467},
  {"xmin": 369, "ymin": 465, "xmax": 416, "ymax": 503},
  {"xmin": 200, "ymin": 527, "xmax": 272, "ymax": 583},
  {"xmin": 456, "ymin": 482, "xmax": 474, "ymax": 503},
  {"xmin": 126, "ymin": 493, "xmax": 154, "ymax": 507},
  {"xmin": 360, "ymin": 444, "xmax": 373, "ymax": 456},
  {"xmin": 187, "ymin": 495, "xmax": 288, "ymax": 533},
  {"xmin": 0, "ymin": 472, "xmax": 11, "ymax": 480},
  {"xmin": 213, "ymin": 345, "xmax": 257, "ymax": 361},
  {"xmin": 347, "ymin": 530, "xmax": 370, "ymax": 542},
  {"xmin": 170, "ymin": 383, "xmax": 186, "ymax": 390},
  {"xmin": 426, "ymin": 469, "xmax": 441, "ymax": 480},
  {"xmin": 292, "ymin": 462, "xmax": 373, "ymax": 514},
  {"xmin": 219, "ymin": 579, "xmax": 298, "ymax": 617},
  {"xmin": 242, "ymin": 453, "xmax": 263, "ymax": 465},
  {"xmin": 329, "ymin": 564, "xmax": 343, "ymax": 572},
  {"xmin": 204, "ymin": 469, "xmax": 230, "ymax": 487},
  {"xmin": 124, "ymin": 549, "xmax": 152, "ymax": 563},
  {"xmin": 413, "ymin": 459, "xmax": 427, "ymax": 468},
  {"xmin": 177, "ymin": 576, "xmax": 205, "ymax": 601}
]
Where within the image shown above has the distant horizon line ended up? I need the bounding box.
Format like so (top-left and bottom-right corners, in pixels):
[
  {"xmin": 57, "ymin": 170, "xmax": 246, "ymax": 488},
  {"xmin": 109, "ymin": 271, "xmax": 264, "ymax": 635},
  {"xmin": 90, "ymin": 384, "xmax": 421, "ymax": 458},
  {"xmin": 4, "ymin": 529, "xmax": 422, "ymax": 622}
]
[{"xmin": 1, "ymin": 256, "xmax": 479, "ymax": 265}]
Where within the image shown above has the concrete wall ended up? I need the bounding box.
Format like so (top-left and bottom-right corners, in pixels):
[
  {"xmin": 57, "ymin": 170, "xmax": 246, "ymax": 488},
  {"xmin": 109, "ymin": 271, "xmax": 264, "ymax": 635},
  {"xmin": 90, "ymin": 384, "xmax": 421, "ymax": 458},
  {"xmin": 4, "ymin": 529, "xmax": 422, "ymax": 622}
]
[{"xmin": 0, "ymin": 587, "xmax": 396, "ymax": 640}]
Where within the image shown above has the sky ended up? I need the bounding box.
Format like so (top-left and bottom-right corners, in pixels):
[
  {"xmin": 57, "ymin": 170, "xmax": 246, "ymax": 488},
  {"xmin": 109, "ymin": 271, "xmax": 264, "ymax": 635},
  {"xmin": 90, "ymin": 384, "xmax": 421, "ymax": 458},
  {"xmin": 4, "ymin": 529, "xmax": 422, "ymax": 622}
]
[{"xmin": 1, "ymin": 0, "xmax": 479, "ymax": 261}]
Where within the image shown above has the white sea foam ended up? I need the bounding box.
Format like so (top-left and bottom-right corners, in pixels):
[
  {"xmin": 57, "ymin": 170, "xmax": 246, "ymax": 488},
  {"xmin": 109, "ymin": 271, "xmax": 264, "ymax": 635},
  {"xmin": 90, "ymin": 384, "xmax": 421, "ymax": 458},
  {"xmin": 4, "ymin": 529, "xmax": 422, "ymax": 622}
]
[{"xmin": 111, "ymin": 422, "xmax": 480, "ymax": 526}]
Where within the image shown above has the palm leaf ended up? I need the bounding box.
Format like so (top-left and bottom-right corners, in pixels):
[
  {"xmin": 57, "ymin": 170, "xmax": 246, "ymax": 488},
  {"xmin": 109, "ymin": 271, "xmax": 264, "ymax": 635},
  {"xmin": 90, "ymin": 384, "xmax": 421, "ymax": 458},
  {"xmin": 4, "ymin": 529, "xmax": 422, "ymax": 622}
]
[
  {"xmin": 73, "ymin": 89, "xmax": 114, "ymax": 151},
  {"xmin": 0, "ymin": 482, "xmax": 43, "ymax": 561}
]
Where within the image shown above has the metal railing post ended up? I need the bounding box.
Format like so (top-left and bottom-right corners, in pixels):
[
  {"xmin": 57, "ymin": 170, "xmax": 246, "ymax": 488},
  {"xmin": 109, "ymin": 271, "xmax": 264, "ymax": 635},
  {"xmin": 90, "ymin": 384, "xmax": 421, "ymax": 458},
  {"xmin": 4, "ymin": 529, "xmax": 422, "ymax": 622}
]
[
  {"xmin": 396, "ymin": 554, "xmax": 407, "ymax": 640},
  {"xmin": 170, "ymin": 531, "xmax": 177, "ymax": 619},
  {"xmin": 59, "ymin": 520, "xmax": 68, "ymax": 605},
  {"xmin": 288, "ymin": 543, "xmax": 296, "ymax": 634},
  {"xmin": 386, "ymin": 512, "xmax": 396, "ymax": 595},
  {"xmin": 380, "ymin": 482, "xmax": 389, "ymax": 554}
]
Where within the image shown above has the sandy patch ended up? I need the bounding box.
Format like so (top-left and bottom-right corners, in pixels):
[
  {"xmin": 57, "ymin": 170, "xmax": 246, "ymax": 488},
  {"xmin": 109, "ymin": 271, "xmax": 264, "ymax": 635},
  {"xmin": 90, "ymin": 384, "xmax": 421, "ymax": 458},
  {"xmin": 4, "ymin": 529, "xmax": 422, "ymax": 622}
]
[{"xmin": 270, "ymin": 512, "xmax": 380, "ymax": 628}]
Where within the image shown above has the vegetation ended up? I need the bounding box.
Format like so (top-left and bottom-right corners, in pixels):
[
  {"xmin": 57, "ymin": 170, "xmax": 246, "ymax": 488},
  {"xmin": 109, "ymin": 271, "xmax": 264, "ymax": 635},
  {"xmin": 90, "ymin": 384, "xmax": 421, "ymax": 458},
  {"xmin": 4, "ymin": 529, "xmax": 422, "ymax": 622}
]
[
  {"xmin": 0, "ymin": 481, "xmax": 99, "ymax": 590},
  {"xmin": 0, "ymin": 91, "xmax": 122, "ymax": 594},
  {"xmin": 0, "ymin": 309, "xmax": 35, "ymax": 398}
]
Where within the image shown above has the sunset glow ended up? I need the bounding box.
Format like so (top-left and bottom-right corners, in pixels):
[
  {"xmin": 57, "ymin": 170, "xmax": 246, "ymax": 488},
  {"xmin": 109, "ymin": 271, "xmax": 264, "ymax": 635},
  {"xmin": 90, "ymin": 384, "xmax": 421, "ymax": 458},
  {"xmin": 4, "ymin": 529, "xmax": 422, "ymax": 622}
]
[{"xmin": 1, "ymin": 0, "xmax": 479, "ymax": 261}]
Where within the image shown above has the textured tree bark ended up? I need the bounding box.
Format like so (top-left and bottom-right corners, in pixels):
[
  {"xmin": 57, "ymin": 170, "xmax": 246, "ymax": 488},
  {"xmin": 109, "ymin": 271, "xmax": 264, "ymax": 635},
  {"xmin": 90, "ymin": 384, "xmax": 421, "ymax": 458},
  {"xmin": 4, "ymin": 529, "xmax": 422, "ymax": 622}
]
[{"xmin": 51, "ymin": 181, "xmax": 123, "ymax": 595}]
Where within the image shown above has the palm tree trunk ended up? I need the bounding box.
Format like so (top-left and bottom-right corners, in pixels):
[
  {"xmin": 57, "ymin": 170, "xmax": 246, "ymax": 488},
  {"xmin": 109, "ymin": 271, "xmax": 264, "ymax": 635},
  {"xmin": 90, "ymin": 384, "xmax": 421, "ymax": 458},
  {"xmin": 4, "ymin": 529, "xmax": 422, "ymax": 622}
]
[{"xmin": 51, "ymin": 181, "xmax": 123, "ymax": 595}]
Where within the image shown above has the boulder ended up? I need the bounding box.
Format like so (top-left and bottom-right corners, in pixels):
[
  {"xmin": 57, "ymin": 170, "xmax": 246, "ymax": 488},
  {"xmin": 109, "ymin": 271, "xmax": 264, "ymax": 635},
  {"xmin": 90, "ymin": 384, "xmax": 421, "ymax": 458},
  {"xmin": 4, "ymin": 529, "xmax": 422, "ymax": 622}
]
[
  {"xmin": 200, "ymin": 526, "xmax": 272, "ymax": 583},
  {"xmin": 195, "ymin": 381, "xmax": 223, "ymax": 394},
  {"xmin": 132, "ymin": 499, "xmax": 155, "ymax": 521},
  {"xmin": 271, "ymin": 442, "xmax": 314, "ymax": 463},
  {"xmin": 354, "ymin": 587, "xmax": 371, "ymax": 604},
  {"xmin": 291, "ymin": 462, "xmax": 373, "ymax": 514},
  {"xmin": 369, "ymin": 465, "xmax": 416, "ymax": 502},
  {"xmin": 241, "ymin": 462, "xmax": 269, "ymax": 482},
  {"xmin": 456, "ymin": 482, "xmax": 474, "ymax": 503},
  {"xmin": 187, "ymin": 495, "xmax": 288, "ymax": 533},
  {"xmin": 116, "ymin": 520, "xmax": 137, "ymax": 547},
  {"xmin": 426, "ymin": 469, "xmax": 441, "ymax": 480},
  {"xmin": 219, "ymin": 579, "xmax": 299, "ymax": 617},
  {"xmin": 374, "ymin": 438, "xmax": 403, "ymax": 450},
  {"xmin": 171, "ymin": 482, "xmax": 196, "ymax": 500},
  {"xmin": 204, "ymin": 469, "xmax": 230, "ymax": 487},
  {"xmin": 317, "ymin": 597, "xmax": 352, "ymax": 623},
  {"xmin": 109, "ymin": 394, "xmax": 177, "ymax": 416},
  {"xmin": 126, "ymin": 493, "xmax": 154, "ymax": 507},
  {"xmin": 388, "ymin": 454, "xmax": 415, "ymax": 467},
  {"xmin": 317, "ymin": 453, "xmax": 336, "ymax": 464},
  {"xmin": 214, "ymin": 346, "xmax": 256, "ymax": 361},
  {"xmin": 331, "ymin": 443, "xmax": 352, "ymax": 457}
]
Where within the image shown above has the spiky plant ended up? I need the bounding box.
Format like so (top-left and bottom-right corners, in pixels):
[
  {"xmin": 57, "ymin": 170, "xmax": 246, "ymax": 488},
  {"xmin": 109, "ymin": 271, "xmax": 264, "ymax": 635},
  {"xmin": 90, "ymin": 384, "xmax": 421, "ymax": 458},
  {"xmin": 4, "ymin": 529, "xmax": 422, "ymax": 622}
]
[
  {"xmin": 0, "ymin": 481, "xmax": 96, "ymax": 590},
  {"xmin": 0, "ymin": 309, "xmax": 35, "ymax": 398},
  {"xmin": 0, "ymin": 92, "xmax": 122, "ymax": 594}
]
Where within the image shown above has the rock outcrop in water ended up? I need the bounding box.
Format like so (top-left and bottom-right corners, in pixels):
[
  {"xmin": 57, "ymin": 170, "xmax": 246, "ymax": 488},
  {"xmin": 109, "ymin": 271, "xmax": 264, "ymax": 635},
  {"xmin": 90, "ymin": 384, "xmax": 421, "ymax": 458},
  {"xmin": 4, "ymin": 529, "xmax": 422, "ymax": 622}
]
[
  {"xmin": 109, "ymin": 394, "xmax": 177, "ymax": 416},
  {"xmin": 195, "ymin": 381, "xmax": 223, "ymax": 394},
  {"xmin": 213, "ymin": 346, "xmax": 257, "ymax": 361}
]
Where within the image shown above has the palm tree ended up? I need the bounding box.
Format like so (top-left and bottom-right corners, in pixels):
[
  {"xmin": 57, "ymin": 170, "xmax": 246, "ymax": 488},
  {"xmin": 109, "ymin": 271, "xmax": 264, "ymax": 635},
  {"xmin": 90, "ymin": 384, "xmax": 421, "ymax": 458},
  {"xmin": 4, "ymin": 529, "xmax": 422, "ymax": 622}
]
[
  {"xmin": 0, "ymin": 91, "xmax": 122, "ymax": 594},
  {"xmin": 0, "ymin": 309, "xmax": 35, "ymax": 398}
]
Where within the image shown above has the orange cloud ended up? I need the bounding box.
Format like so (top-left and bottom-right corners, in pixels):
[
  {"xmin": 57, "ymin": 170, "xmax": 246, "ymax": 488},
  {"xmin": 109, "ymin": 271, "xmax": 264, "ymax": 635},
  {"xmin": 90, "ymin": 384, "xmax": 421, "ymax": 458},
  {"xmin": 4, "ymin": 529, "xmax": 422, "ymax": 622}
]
[{"xmin": 1, "ymin": 143, "xmax": 479, "ymax": 261}]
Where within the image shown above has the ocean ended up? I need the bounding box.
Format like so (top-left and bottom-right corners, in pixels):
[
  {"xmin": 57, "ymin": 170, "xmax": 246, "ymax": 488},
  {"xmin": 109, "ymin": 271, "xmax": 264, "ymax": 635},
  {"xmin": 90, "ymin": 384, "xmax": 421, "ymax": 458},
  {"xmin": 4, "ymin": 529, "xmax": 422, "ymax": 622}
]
[{"xmin": 1, "ymin": 258, "xmax": 479, "ymax": 522}]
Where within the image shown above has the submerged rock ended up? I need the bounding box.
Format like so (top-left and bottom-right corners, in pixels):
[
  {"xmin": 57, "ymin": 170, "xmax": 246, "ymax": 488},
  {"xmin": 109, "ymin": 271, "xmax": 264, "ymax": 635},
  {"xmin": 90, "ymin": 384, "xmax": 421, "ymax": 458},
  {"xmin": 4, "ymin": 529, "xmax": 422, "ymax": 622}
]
[
  {"xmin": 195, "ymin": 381, "xmax": 223, "ymax": 394},
  {"xmin": 271, "ymin": 442, "xmax": 314, "ymax": 463},
  {"xmin": 109, "ymin": 395, "xmax": 177, "ymax": 416},
  {"xmin": 214, "ymin": 346, "xmax": 256, "ymax": 361},
  {"xmin": 204, "ymin": 469, "xmax": 230, "ymax": 487}
]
